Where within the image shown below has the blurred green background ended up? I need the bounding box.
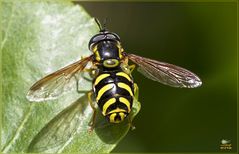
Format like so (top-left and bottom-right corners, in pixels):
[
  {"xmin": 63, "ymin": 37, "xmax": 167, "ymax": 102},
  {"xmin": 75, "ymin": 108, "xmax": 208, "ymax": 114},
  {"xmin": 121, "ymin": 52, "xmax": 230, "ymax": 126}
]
[{"xmin": 77, "ymin": 2, "xmax": 237, "ymax": 153}]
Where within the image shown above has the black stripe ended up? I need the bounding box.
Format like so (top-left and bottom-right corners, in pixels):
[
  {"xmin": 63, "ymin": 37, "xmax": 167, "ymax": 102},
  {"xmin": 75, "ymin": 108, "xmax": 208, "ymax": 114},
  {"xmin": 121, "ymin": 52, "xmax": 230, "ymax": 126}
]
[
  {"xmin": 97, "ymin": 86, "xmax": 133, "ymax": 105},
  {"xmin": 97, "ymin": 95, "xmax": 112, "ymax": 109},
  {"xmin": 94, "ymin": 74, "xmax": 132, "ymax": 95},
  {"xmin": 106, "ymin": 102, "xmax": 128, "ymax": 114},
  {"xmin": 94, "ymin": 77, "xmax": 114, "ymax": 95},
  {"xmin": 98, "ymin": 95, "xmax": 133, "ymax": 114},
  {"xmin": 117, "ymin": 85, "xmax": 134, "ymax": 96},
  {"xmin": 97, "ymin": 88, "xmax": 115, "ymax": 105},
  {"xmin": 93, "ymin": 68, "xmax": 135, "ymax": 116},
  {"xmin": 121, "ymin": 95, "xmax": 134, "ymax": 108}
]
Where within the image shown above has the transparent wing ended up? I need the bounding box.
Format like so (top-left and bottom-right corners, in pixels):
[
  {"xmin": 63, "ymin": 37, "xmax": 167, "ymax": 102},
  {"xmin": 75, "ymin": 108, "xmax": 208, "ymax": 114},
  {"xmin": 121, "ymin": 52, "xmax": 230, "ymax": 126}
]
[
  {"xmin": 27, "ymin": 55, "xmax": 93, "ymax": 102},
  {"xmin": 127, "ymin": 53, "xmax": 202, "ymax": 88},
  {"xmin": 28, "ymin": 95, "xmax": 90, "ymax": 153}
]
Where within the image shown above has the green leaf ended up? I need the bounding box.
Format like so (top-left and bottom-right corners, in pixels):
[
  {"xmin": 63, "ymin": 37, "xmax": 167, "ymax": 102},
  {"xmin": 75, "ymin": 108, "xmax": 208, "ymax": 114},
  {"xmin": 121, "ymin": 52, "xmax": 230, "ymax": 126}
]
[
  {"xmin": 1, "ymin": 1, "xmax": 140, "ymax": 153},
  {"xmin": 27, "ymin": 95, "xmax": 140, "ymax": 153}
]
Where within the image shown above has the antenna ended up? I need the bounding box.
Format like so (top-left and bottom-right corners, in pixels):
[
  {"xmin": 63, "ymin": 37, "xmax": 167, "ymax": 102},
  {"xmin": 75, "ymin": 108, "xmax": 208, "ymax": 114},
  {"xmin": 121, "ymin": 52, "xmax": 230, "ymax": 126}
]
[
  {"xmin": 94, "ymin": 18, "xmax": 102, "ymax": 31},
  {"xmin": 102, "ymin": 17, "xmax": 108, "ymax": 30},
  {"xmin": 94, "ymin": 17, "xmax": 108, "ymax": 32}
]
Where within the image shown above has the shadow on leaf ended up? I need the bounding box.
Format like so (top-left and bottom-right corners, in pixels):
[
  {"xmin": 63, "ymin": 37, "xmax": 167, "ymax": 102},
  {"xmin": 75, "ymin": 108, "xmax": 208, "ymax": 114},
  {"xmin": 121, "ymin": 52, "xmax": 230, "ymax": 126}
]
[{"xmin": 28, "ymin": 94, "xmax": 140, "ymax": 153}]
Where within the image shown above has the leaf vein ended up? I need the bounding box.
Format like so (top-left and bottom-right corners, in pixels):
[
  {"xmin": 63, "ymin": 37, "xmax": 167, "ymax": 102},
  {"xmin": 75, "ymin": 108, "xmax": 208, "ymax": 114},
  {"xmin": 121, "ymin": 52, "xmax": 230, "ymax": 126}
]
[
  {"xmin": 2, "ymin": 104, "xmax": 33, "ymax": 153},
  {"xmin": 1, "ymin": 2, "xmax": 15, "ymax": 51}
]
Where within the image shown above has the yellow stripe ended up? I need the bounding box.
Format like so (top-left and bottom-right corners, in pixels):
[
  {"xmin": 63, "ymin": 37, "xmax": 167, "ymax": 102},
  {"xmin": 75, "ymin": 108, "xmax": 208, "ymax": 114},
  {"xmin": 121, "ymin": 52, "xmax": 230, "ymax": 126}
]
[
  {"xmin": 117, "ymin": 82, "xmax": 133, "ymax": 96},
  {"xmin": 96, "ymin": 83, "xmax": 114, "ymax": 101},
  {"xmin": 109, "ymin": 113, "xmax": 117, "ymax": 123},
  {"xmin": 117, "ymin": 44, "xmax": 123, "ymax": 59},
  {"xmin": 95, "ymin": 51, "xmax": 101, "ymax": 61},
  {"xmin": 119, "ymin": 97, "xmax": 131, "ymax": 112},
  {"xmin": 116, "ymin": 72, "xmax": 131, "ymax": 81},
  {"xmin": 119, "ymin": 48, "xmax": 123, "ymax": 59},
  {"xmin": 108, "ymin": 108, "xmax": 127, "ymax": 115},
  {"xmin": 102, "ymin": 98, "xmax": 116, "ymax": 116},
  {"xmin": 119, "ymin": 112, "xmax": 125, "ymax": 120},
  {"xmin": 119, "ymin": 52, "xmax": 123, "ymax": 59},
  {"xmin": 93, "ymin": 46, "xmax": 97, "ymax": 52},
  {"xmin": 94, "ymin": 74, "xmax": 110, "ymax": 86}
]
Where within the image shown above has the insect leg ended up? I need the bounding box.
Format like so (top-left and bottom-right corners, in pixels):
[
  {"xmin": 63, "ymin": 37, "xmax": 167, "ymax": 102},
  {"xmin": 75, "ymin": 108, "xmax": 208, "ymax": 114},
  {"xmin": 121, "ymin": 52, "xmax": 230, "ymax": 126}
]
[
  {"xmin": 121, "ymin": 57, "xmax": 135, "ymax": 73},
  {"xmin": 129, "ymin": 65, "xmax": 136, "ymax": 73},
  {"xmin": 74, "ymin": 75, "xmax": 90, "ymax": 93},
  {"xmin": 82, "ymin": 76, "xmax": 92, "ymax": 82},
  {"xmin": 84, "ymin": 65, "xmax": 99, "ymax": 79},
  {"xmin": 128, "ymin": 83, "xmax": 141, "ymax": 130},
  {"xmin": 88, "ymin": 91, "xmax": 97, "ymax": 132},
  {"xmin": 134, "ymin": 83, "xmax": 140, "ymax": 101},
  {"xmin": 83, "ymin": 68, "xmax": 93, "ymax": 72},
  {"xmin": 128, "ymin": 118, "xmax": 136, "ymax": 130},
  {"xmin": 81, "ymin": 68, "xmax": 94, "ymax": 82},
  {"xmin": 134, "ymin": 83, "xmax": 141, "ymax": 118}
]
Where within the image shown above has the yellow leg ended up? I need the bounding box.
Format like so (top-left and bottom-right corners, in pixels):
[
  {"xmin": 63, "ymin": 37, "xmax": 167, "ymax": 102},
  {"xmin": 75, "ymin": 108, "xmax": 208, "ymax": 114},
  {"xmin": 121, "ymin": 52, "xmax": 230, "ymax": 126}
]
[
  {"xmin": 128, "ymin": 117, "xmax": 136, "ymax": 130},
  {"xmin": 134, "ymin": 83, "xmax": 139, "ymax": 100},
  {"xmin": 74, "ymin": 75, "xmax": 90, "ymax": 93},
  {"xmin": 123, "ymin": 64, "xmax": 135, "ymax": 75},
  {"xmin": 83, "ymin": 68, "xmax": 91, "ymax": 72},
  {"xmin": 82, "ymin": 61, "xmax": 98, "ymax": 75},
  {"xmin": 73, "ymin": 66, "xmax": 96, "ymax": 98},
  {"xmin": 128, "ymin": 83, "xmax": 141, "ymax": 130},
  {"xmin": 129, "ymin": 64, "xmax": 135, "ymax": 73},
  {"xmin": 88, "ymin": 91, "xmax": 97, "ymax": 132},
  {"xmin": 83, "ymin": 67, "xmax": 99, "ymax": 79}
]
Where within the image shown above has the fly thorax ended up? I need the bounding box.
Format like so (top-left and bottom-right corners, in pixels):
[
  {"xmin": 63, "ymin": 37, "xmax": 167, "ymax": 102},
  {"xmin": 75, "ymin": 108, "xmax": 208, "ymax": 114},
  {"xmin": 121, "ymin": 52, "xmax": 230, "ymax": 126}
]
[
  {"xmin": 92, "ymin": 41, "xmax": 123, "ymax": 67},
  {"xmin": 107, "ymin": 112, "xmax": 127, "ymax": 123}
]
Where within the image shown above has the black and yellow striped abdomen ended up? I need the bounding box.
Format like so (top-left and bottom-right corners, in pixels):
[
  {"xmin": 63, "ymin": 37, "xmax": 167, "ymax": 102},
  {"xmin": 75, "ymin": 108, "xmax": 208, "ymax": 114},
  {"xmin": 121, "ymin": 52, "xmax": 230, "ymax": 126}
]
[{"xmin": 93, "ymin": 68, "xmax": 134, "ymax": 123}]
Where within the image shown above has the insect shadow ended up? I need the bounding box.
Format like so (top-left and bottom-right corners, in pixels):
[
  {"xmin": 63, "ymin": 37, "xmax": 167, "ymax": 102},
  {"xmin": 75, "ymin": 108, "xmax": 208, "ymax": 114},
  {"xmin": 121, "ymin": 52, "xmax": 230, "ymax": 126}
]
[
  {"xmin": 28, "ymin": 94, "xmax": 136, "ymax": 152},
  {"xmin": 94, "ymin": 96, "xmax": 140, "ymax": 144}
]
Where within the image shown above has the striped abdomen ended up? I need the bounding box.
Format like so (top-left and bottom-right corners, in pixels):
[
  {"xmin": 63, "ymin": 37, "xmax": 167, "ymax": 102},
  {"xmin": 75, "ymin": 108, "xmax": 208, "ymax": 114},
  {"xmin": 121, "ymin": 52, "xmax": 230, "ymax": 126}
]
[{"xmin": 93, "ymin": 70, "xmax": 134, "ymax": 123}]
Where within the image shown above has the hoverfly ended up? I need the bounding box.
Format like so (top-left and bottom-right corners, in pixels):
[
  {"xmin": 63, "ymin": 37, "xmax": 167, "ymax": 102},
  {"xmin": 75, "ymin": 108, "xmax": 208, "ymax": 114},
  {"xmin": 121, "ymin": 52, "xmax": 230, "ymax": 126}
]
[{"xmin": 27, "ymin": 18, "xmax": 202, "ymax": 130}]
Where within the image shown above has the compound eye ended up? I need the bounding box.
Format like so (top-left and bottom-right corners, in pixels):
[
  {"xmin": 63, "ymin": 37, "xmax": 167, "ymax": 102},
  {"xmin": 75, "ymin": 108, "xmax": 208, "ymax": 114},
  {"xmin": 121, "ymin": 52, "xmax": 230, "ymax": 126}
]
[
  {"xmin": 113, "ymin": 33, "xmax": 121, "ymax": 40},
  {"xmin": 92, "ymin": 34, "xmax": 105, "ymax": 43},
  {"xmin": 106, "ymin": 33, "xmax": 120, "ymax": 41},
  {"xmin": 89, "ymin": 34, "xmax": 105, "ymax": 50}
]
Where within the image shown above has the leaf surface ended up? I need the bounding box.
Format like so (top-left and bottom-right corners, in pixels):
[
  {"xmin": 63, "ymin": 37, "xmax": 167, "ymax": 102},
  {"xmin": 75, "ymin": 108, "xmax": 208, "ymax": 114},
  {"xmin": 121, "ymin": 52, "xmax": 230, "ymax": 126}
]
[{"xmin": 1, "ymin": 1, "xmax": 140, "ymax": 153}]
